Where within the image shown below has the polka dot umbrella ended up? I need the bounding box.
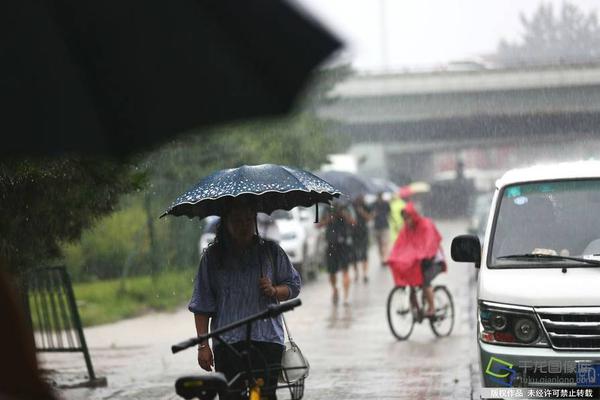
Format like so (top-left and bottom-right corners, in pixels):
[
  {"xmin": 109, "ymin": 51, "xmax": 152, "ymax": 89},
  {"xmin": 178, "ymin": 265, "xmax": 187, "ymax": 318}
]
[{"xmin": 160, "ymin": 164, "xmax": 341, "ymax": 220}]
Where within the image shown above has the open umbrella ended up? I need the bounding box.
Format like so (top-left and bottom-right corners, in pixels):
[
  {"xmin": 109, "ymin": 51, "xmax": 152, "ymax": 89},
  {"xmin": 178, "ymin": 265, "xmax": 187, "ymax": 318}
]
[
  {"xmin": 2, "ymin": 0, "xmax": 340, "ymax": 158},
  {"xmin": 369, "ymin": 178, "xmax": 399, "ymax": 195},
  {"xmin": 315, "ymin": 170, "xmax": 378, "ymax": 200},
  {"xmin": 399, "ymin": 181, "xmax": 431, "ymax": 199},
  {"xmin": 161, "ymin": 164, "xmax": 341, "ymax": 220}
]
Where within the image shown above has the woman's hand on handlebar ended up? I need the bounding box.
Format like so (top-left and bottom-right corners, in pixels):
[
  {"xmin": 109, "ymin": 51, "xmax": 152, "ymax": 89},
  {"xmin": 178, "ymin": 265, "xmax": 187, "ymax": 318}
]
[{"xmin": 197, "ymin": 345, "xmax": 214, "ymax": 372}]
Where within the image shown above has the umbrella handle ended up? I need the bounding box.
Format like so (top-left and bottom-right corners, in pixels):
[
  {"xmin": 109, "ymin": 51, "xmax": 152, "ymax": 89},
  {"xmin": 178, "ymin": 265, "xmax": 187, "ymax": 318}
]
[{"xmin": 314, "ymin": 203, "xmax": 319, "ymax": 223}]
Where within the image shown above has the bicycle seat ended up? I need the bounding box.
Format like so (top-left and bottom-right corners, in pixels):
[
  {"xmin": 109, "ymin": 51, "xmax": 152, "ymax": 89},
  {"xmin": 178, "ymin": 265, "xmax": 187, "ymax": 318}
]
[{"xmin": 175, "ymin": 373, "xmax": 227, "ymax": 400}]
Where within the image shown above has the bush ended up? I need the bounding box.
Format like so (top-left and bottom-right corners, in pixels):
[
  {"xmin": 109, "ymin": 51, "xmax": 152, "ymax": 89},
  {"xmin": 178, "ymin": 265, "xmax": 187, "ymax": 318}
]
[
  {"xmin": 62, "ymin": 205, "xmax": 149, "ymax": 281},
  {"xmin": 72, "ymin": 270, "xmax": 196, "ymax": 326}
]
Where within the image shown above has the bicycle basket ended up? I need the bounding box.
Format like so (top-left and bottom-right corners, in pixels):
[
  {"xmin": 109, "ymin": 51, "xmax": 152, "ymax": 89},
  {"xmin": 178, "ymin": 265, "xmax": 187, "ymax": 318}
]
[
  {"xmin": 278, "ymin": 341, "xmax": 309, "ymax": 384},
  {"xmin": 287, "ymin": 377, "xmax": 305, "ymax": 400}
]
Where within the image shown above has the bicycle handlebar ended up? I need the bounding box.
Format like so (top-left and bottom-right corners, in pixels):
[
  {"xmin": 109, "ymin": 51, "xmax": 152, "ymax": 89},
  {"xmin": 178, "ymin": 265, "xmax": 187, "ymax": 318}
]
[{"xmin": 171, "ymin": 298, "xmax": 302, "ymax": 354}]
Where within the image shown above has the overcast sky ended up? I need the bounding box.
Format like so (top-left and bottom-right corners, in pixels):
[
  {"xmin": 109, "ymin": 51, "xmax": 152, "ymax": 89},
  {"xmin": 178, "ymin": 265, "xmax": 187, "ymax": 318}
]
[{"xmin": 291, "ymin": 0, "xmax": 600, "ymax": 72}]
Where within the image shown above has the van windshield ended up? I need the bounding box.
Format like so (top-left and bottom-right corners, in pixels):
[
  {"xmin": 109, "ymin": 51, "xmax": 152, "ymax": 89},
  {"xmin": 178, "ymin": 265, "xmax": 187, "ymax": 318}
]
[{"xmin": 490, "ymin": 179, "xmax": 600, "ymax": 267}]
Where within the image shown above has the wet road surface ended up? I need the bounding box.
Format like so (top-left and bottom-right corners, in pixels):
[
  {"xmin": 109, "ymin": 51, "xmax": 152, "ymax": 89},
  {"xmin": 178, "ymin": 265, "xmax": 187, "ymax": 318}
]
[{"xmin": 45, "ymin": 219, "xmax": 480, "ymax": 400}]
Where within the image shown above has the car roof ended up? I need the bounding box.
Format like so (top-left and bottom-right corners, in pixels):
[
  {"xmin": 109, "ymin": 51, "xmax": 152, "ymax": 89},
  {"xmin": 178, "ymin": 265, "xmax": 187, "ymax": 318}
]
[{"xmin": 496, "ymin": 160, "xmax": 600, "ymax": 188}]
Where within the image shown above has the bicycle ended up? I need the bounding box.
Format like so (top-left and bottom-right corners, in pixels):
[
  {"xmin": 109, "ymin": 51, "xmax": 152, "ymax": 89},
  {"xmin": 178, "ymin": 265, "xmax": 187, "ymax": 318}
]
[
  {"xmin": 171, "ymin": 298, "xmax": 307, "ymax": 400},
  {"xmin": 386, "ymin": 284, "xmax": 455, "ymax": 340}
]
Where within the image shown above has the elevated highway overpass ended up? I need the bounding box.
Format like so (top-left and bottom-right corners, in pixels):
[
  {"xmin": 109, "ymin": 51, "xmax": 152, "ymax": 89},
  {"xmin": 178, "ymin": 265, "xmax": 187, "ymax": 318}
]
[{"xmin": 317, "ymin": 64, "xmax": 600, "ymax": 182}]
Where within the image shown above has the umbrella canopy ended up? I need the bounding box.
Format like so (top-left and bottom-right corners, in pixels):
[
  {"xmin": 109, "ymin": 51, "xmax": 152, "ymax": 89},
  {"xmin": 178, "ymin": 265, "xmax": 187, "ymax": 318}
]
[
  {"xmin": 409, "ymin": 181, "xmax": 431, "ymax": 193},
  {"xmin": 161, "ymin": 164, "xmax": 341, "ymax": 219},
  {"xmin": 399, "ymin": 181, "xmax": 431, "ymax": 199},
  {"xmin": 369, "ymin": 178, "xmax": 399, "ymax": 195},
  {"xmin": 2, "ymin": 0, "xmax": 340, "ymax": 158},
  {"xmin": 315, "ymin": 170, "xmax": 378, "ymax": 200}
]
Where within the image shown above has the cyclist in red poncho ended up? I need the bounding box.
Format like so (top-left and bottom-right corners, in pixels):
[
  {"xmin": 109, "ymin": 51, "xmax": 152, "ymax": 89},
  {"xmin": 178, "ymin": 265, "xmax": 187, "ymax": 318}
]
[{"xmin": 386, "ymin": 202, "xmax": 446, "ymax": 317}]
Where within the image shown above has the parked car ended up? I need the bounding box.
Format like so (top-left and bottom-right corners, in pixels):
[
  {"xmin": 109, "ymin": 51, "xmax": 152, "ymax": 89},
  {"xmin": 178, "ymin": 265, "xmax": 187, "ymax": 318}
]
[
  {"xmin": 197, "ymin": 213, "xmax": 284, "ymax": 255},
  {"xmin": 197, "ymin": 208, "xmax": 322, "ymax": 280},
  {"xmin": 452, "ymin": 160, "xmax": 600, "ymax": 389},
  {"xmin": 272, "ymin": 207, "xmax": 322, "ymax": 280},
  {"xmin": 297, "ymin": 206, "xmax": 325, "ymax": 280},
  {"xmin": 198, "ymin": 216, "xmax": 219, "ymax": 257}
]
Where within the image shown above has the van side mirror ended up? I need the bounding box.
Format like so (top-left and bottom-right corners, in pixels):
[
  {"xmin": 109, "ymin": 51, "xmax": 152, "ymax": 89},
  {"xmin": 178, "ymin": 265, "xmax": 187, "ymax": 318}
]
[{"xmin": 451, "ymin": 235, "xmax": 481, "ymax": 269}]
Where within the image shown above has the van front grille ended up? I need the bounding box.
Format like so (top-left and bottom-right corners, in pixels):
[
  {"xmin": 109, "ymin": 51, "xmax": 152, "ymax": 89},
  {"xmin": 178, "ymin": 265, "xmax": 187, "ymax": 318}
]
[{"xmin": 536, "ymin": 307, "xmax": 600, "ymax": 350}]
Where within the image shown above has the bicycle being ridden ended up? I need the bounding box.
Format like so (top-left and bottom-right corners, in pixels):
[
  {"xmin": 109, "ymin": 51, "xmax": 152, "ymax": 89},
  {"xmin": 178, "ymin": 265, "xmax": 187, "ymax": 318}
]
[{"xmin": 385, "ymin": 203, "xmax": 455, "ymax": 340}]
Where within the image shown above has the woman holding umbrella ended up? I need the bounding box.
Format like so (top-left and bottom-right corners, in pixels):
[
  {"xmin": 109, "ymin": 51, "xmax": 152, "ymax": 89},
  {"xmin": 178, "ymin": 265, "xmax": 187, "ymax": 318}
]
[
  {"xmin": 189, "ymin": 198, "xmax": 300, "ymax": 399},
  {"xmin": 162, "ymin": 164, "xmax": 340, "ymax": 400}
]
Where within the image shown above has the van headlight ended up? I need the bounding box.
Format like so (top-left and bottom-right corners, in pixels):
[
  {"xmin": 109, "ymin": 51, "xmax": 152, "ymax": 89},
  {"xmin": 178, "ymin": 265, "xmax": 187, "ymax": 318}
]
[
  {"xmin": 490, "ymin": 314, "xmax": 508, "ymax": 331},
  {"xmin": 479, "ymin": 301, "xmax": 548, "ymax": 347},
  {"xmin": 513, "ymin": 318, "xmax": 539, "ymax": 343}
]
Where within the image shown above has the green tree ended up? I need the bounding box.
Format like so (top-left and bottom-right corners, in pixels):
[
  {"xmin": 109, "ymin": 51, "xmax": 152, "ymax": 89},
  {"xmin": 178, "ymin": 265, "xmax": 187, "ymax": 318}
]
[
  {"xmin": 144, "ymin": 112, "xmax": 346, "ymax": 275},
  {"xmin": 0, "ymin": 156, "xmax": 142, "ymax": 273},
  {"xmin": 494, "ymin": 2, "xmax": 600, "ymax": 66},
  {"xmin": 60, "ymin": 110, "xmax": 346, "ymax": 282},
  {"xmin": 52, "ymin": 67, "xmax": 351, "ymax": 282},
  {"xmin": 61, "ymin": 204, "xmax": 149, "ymax": 281}
]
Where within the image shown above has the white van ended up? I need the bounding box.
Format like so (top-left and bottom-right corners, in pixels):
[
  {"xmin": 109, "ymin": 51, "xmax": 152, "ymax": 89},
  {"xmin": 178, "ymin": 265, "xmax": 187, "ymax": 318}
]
[{"xmin": 452, "ymin": 161, "xmax": 600, "ymax": 389}]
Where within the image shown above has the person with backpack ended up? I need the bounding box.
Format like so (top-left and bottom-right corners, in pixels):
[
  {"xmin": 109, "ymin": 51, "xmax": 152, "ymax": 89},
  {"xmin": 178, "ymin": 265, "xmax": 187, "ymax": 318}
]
[
  {"xmin": 318, "ymin": 201, "xmax": 355, "ymax": 305},
  {"xmin": 352, "ymin": 195, "xmax": 372, "ymax": 283},
  {"xmin": 372, "ymin": 192, "xmax": 391, "ymax": 266}
]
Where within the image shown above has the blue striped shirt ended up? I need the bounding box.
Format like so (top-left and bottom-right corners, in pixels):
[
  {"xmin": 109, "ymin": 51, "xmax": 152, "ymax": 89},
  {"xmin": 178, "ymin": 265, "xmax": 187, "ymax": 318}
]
[{"xmin": 188, "ymin": 239, "xmax": 301, "ymax": 345}]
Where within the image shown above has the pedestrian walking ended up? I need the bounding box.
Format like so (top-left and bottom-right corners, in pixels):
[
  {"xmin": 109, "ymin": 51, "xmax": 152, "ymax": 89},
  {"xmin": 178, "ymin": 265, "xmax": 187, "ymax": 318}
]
[
  {"xmin": 352, "ymin": 195, "xmax": 372, "ymax": 283},
  {"xmin": 189, "ymin": 199, "xmax": 302, "ymax": 400},
  {"xmin": 318, "ymin": 202, "xmax": 355, "ymax": 305},
  {"xmin": 372, "ymin": 192, "xmax": 391, "ymax": 266},
  {"xmin": 387, "ymin": 203, "xmax": 446, "ymax": 317},
  {"xmin": 388, "ymin": 194, "xmax": 407, "ymax": 245},
  {"xmin": 163, "ymin": 163, "xmax": 339, "ymax": 399}
]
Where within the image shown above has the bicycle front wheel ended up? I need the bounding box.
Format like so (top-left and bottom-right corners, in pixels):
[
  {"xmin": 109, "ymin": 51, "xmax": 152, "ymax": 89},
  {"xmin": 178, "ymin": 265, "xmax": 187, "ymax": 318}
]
[
  {"xmin": 429, "ymin": 285, "xmax": 455, "ymax": 337},
  {"xmin": 386, "ymin": 286, "xmax": 415, "ymax": 340}
]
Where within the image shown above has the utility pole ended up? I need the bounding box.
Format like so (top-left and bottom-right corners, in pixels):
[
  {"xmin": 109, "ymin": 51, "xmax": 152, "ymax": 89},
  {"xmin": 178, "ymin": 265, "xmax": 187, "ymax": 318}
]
[{"xmin": 380, "ymin": 0, "xmax": 389, "ymax": 71}]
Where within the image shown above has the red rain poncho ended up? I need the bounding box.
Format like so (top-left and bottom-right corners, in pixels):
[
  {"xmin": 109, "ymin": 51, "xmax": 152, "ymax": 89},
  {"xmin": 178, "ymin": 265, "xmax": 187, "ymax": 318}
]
[{"xmin": 387, "ymin": 203, "xmax": 445, "ymax": 286}]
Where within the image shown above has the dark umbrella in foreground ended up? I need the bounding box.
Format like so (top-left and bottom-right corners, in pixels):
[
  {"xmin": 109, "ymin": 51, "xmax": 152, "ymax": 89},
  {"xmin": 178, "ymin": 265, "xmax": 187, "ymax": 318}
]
[
  {"xmin": 2, "ymin": 0, "xmax": 340, "ymax": 158},
  {"xmin": 315, "ymin": 170, "xmax": 378, "ymax": 200},
  {"xmin": 160, "ymin": 164, "xmax": 341, "ymax": 220}
]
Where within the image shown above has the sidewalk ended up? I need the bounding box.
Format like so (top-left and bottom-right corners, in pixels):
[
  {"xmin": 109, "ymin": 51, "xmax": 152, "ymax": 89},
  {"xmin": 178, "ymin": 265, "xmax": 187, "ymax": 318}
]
[{"xmin": 48, "ymin": 219, "xmax": 478, "ymax": 400}]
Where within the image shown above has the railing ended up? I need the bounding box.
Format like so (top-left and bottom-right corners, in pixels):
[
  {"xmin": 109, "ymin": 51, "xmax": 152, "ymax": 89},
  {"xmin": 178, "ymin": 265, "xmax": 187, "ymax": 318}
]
[{"xmin": 21, "ymin": 266, "xmax": 106, "ymax": 387}]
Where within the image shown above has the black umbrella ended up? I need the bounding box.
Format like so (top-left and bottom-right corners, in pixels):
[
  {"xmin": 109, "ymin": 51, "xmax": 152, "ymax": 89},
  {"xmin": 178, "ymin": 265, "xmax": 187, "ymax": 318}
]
[
  {"xmin": 315, "ymin": 170, "xmax": 378, "ymax": 200},
  {"xmin": 161, "ymin": 164, "xmax": 341, "ymax": 220},
  {"xmin": 370, "ymin": 178, "xmax": 399, "ymax": 195},
  {"xmin": 2, "ymin": 0, "xmax": 340, "ymax": 158}
]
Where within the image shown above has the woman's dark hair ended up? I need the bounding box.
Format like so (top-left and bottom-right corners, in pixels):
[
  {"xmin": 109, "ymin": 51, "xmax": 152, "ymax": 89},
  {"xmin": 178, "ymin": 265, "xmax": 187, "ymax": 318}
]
[
  {"xmin": 208, "ymin": 218, "xmax": 227, "ymax": 265},
  {"xmin": 207, "ymin": 212, "xmax": 261, "ymax": 269}
]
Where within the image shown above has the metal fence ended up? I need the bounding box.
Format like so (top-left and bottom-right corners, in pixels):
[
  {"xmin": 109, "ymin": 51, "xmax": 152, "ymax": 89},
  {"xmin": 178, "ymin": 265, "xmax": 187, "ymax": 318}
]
[{"xmin": 21, "ymin": 266, "xmax": 105, "ymax": 387}]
